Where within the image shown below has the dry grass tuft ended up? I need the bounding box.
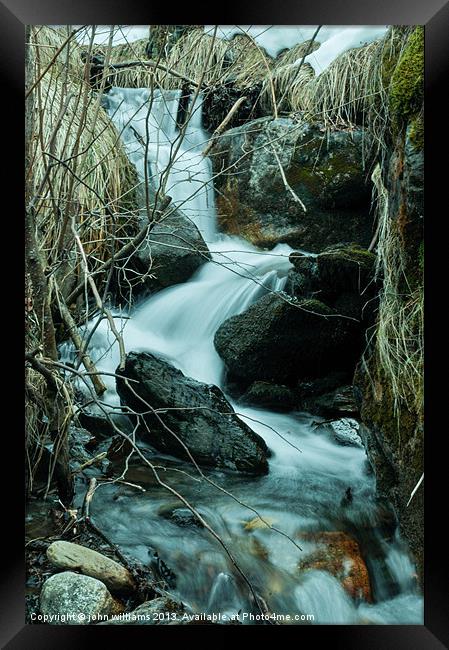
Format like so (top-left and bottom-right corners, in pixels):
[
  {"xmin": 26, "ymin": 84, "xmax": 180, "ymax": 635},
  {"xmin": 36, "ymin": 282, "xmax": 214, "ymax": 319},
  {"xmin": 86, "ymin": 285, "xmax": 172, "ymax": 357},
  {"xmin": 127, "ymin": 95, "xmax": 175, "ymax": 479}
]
[
  {"xmin": 260, "ymin": 40, "xmax": 319, "ymax": 113},
  {"xmin": 369, "ymin": 164, "xmax": 423, "ymax": 420},
  {"xmin": 301, "ymin": 28, "xmax": 414, "ymax": 159},
  {"xmin": 28, "ymin": 27, "xmax": 140, "ymax": 276},
  {"xmin": 162, "ymin": 29, "xmax": 230, "ymax": 88},
  {"xmin": 97, "ymin": 28, "xmax": 274, "ymax": 92}
]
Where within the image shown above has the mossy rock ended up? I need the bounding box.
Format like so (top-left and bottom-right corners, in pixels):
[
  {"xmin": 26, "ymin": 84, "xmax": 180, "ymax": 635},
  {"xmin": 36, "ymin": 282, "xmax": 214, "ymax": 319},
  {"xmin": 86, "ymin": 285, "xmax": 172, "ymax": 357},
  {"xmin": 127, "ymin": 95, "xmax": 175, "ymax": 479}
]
[
  {"xmin": 388, "ymin": 27, "xmax": 424, "ymax": 130},
  {"xmin": 214, "ymin": 292, "xmax": 359, "ymax": 386},
  {"xmin": 354, "ymin": 353, "xmax": 424, "ymax": 584},
  {"xmin": 211, "ymin": 117, "xmax": 374, "ymax": 251},
  {"xmin": 408, "ymin": 112, "xmax": 424, "ymax": 151},
  {"xmin": 317, "ymin": 244, "xmax": 376, "ymax": 296}
]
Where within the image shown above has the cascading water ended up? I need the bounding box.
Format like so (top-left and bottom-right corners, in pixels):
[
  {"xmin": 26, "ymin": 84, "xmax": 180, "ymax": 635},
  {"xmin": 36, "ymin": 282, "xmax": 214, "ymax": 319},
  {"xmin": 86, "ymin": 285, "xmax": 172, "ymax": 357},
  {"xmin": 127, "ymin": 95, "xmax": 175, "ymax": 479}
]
[{"xmin": 72, "ymin": 87, "xmax": 423, "ymax": 624}]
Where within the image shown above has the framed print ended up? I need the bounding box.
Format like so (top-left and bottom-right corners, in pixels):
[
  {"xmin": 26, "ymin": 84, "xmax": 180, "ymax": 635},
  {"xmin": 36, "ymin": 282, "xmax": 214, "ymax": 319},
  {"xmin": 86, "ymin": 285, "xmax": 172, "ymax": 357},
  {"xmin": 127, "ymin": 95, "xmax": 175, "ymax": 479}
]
[{"xmin": 1, "ymin": 0, "xmax": 447, "ymax": 646}]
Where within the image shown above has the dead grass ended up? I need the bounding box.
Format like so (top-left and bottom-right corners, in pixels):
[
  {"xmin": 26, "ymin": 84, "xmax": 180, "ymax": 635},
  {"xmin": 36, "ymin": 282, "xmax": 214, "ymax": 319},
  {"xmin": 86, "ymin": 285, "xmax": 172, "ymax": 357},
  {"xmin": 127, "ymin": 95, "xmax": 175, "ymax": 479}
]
[
  {"xmin": 369, "ymin": 163, "xmax": 423, "ymax": 421},
  {"xmin": 260, "ymin": 40, "xmax": 319, "ymax": 113},
  {"xmin": 28, "ymin": 27, "xmax": 140, "ymax": 269}
]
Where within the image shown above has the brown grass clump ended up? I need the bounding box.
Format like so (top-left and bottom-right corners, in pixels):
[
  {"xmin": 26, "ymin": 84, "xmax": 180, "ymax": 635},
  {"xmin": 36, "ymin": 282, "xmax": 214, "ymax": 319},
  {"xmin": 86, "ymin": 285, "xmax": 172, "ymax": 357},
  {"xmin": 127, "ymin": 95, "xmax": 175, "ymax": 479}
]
[
  {"xmin": 28, "ymin": 27, "xmax": 140, "ymax": 274},
  {"xmin": 261, "ymin": 39, "xmax": 319, "ymax": 113},
  {"xmin": 369, "ymin": 164, "xmax": 423, "ymax": 421}
]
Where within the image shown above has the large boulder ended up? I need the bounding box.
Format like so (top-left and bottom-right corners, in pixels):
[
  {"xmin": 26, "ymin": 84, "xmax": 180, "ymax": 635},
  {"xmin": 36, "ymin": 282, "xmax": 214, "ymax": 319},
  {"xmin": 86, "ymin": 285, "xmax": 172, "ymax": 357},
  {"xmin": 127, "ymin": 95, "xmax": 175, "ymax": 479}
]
[
  {"xmin": 116, "ymin": 352, "xmax": 269, "ymax": 474},
  {"xmin": 214, "ymin": 293, "xmax": 357, "ymax": 386},
  {"xmin": 46, "ymin": 541, "xmax": 135, "ymax": 594},
  {"xmin": 286, "ymin": 244, "xmax": 377, "ymax": 322},
  {"xmin": 40, "ymin": 571, "xmax": 122, "ymax": 624},
  {"xmin": 211, "ymin": 117, "xmax": 373, "ymax": 252},
  {"xmin": 117, "ymin": 207, "xmax": 211, "ymax": 298}
]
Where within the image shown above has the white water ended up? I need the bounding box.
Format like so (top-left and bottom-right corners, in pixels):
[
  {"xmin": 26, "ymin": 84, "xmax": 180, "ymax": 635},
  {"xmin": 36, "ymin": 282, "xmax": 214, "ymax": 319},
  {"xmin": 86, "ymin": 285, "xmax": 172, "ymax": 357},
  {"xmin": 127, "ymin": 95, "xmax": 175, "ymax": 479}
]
[{"xmin": 73, "ymin": 87, "xmax": 423, "ymax": 624}]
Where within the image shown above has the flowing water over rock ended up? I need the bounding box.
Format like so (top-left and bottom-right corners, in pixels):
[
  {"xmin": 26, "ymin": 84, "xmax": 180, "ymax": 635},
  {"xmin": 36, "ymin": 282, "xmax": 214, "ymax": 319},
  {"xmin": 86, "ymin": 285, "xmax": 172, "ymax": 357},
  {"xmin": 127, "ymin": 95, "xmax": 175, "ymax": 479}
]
[{"xmin": 67, "ymin": 87, "xmax": 423, "ymax": 624}]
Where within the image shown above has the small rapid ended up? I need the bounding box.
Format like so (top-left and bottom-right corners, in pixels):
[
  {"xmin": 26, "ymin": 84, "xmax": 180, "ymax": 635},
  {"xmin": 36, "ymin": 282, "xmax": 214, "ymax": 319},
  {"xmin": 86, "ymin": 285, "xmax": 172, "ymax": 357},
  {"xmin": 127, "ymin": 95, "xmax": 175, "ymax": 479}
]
[{"xmin": 68, "ymin": 87, "xmax": 423, "ymax": 624}]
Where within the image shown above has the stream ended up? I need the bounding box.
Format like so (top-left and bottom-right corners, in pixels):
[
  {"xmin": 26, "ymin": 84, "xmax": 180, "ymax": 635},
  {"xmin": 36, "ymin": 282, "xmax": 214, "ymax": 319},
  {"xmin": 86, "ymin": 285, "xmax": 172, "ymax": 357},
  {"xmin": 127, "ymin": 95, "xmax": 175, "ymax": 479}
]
[{"xmin": 64, "ymin": 87, "xmax": 423, "ymax": 624}]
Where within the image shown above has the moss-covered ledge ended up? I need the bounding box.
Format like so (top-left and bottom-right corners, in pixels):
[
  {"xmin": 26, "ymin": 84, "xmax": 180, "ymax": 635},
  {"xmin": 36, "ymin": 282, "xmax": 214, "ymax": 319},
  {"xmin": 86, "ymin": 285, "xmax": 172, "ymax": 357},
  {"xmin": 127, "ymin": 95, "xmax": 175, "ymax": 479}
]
[{"xmin": 388, "ymin": 26, "xmax": 424, "ymax": 133}]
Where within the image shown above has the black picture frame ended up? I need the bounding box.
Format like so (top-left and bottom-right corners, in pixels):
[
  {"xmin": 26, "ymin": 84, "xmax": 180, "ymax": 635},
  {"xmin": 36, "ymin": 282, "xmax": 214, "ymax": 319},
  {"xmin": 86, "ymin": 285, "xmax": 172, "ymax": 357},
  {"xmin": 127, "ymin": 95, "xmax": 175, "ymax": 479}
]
[{"xmin": 2, "ymin": 0, "xmax": 447, "ymax": 646}]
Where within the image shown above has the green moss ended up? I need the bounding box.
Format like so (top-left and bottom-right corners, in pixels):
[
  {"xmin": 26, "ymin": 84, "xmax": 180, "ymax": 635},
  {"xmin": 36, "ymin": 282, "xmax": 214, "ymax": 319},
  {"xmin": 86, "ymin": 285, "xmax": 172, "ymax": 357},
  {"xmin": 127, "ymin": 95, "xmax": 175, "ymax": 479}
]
[
  {"xmin": 288, "ymin": 143, "xmax": 361, "ymax": 198},
  {"xmin": 389, "ymin": 26, "xmax": 424, "ymax": 130},
  {"xmin": 323, "ymin": 244, "xmax": 376, "ymax": 270},
  {"xmin": 408, "ymin": 112, "xmax": 424, "ymax": 151},
  {"xmin": 299, "ymin": 298, "xmax": 335, "ymax": 316}
]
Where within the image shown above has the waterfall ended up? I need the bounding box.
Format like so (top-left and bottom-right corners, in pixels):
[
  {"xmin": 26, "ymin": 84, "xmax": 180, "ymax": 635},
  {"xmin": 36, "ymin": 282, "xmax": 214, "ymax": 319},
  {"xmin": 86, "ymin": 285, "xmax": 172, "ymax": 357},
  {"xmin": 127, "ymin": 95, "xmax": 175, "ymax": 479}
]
[
  {"xmin": 77, "ymin": 87, "xmax": 423, "ymax": 625},
  {"xmin": 106, "ymin": 87, "xmax": 217, "ymax": 243}
]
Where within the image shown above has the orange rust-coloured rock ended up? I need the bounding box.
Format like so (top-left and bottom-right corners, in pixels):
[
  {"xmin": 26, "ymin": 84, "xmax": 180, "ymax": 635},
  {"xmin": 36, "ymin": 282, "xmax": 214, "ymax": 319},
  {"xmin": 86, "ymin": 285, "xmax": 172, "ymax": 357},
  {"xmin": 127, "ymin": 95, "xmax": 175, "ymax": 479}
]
[{"xmin": 298, "ymin": 531, "xmax": 372, "ymax": 602}]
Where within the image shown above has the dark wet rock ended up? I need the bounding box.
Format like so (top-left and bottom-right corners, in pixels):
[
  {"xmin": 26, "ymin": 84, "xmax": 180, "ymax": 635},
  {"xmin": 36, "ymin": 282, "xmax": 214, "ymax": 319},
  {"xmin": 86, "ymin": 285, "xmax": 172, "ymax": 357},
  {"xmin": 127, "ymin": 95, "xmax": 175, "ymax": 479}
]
[
  {"xmin": 211, "ymin": 117, "xmax": 374, "ymax": 252},
  {"xmin": 310, "ymin": 243, "xmax": 378, "ymax": 324},
  {"xmin": 46, "ymin": 541, "xmax": 135, "ymax": 594},
  {"xmin": 99, "ymin": 596, "xmax": 185, "ymax": 625},
  {"xmin": 77, "ymin": 410, "xmax": 116, "ymax": 439},
  {"xmin": 297, "ymin": 371, "xmax": 351, "ymax": 401},
  {"xmin": 317, "ymin": 244, "xmax": 376, "ymax": 298},
  {"xmin": 106, "ymin": 435, "xmax": 134, "ymax": 463},
  {"xmin": 214, "ymin": 293, "xmax": 357, "ymax": 386},
  {"xmin": 66, "ymin": 425, "xmax": 95, "ymax": 471},
  {"xmin": 239, "ymin": 381, "xmax": 297, "ymax": 411},
  {"xmin": 159, "ymin": 507, "xmax": 204, "ymax": 528},
  {"xmin": 116, "ymin": 351, "xmax": 269, "ymax": 474},
  {"xmin": 117, "ymin": 207, "xmax": 211, "ymax": 299},
  {"xmin": 68, "ymin": 424, "xmax": 112, "ymax": 476},
  {"xmin": 40, "ymin": 571, "xmax": 123, "ymax": 624},
  {"xmin": 285, "ymin": 270, "xmax": 310, "ymax": 300},
  {"xmin": 69, "ymin": 426, "xmax": 95, "ymax": 454},
  {"xmin": 285, "ymin": 253, "xmax": 320, "ymax": 300},
  {"xmin": 289, "ymin": 252, "xmax": 319, "ymax": 274},
  {"xmin": 34, "ymin": 426, "xmax": 111, "ymax": 482},
  {"xmin": 147, "ymin": 550, "xmax": 177, "ymax": 589},
  {"xmin": 301, "ymin": 384, "xmax": 359, "ymax": 418}
]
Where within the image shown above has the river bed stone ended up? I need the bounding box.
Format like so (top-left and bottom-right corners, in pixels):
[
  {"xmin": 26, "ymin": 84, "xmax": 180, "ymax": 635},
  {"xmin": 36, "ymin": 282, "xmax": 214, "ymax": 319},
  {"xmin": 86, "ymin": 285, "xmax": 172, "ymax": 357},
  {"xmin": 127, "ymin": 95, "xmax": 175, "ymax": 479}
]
[
  {"xmin": 40, "ymin": 571, "xmax": 123, "ymax": 624},
  {"xmin": 46, "ymin": 541, "xmax": 135, "ymax": 593}
]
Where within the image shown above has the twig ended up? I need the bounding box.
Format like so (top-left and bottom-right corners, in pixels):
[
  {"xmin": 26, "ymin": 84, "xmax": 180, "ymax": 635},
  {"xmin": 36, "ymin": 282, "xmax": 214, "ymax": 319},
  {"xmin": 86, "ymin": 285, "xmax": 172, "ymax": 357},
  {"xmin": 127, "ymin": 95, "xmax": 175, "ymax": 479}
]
[
  {"xmin": 202, "ymin": 96, "xmax": 248, "ymax": 157},
  {"xmin": 25, "ymin": 353, "xmax": 58, "ymax": 393},
  {"xmin": 65, "ymin": 194, "xmax": 172, "ymax": 305},
  {"xmin": 72, "ymin": 452, "xmax": 107, "ymax": 474},
  {"xmin": 406, "ymin": 473, "xmax": 424, "ymax": 507},
  {"xmin": 107, "ymin": 59, "xmax": 206, "ymax": 88},
  {"xmin": 71, "ymin": 217, "xmax": 126, "ymax": 370},
  {"xmin": 270, "ymin": 143, "xmax": 307, "ymax": 213},
  {"xmin": 54, "ymin": 282, "xmax": 107, "ymax": 395},
  {"xmin": 25, "ymin": 26, "xmax": 86, "ymax": 99},
  {"xmin": 82, "ymin": 477, "xmax": 97, "ymax": 520}
]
